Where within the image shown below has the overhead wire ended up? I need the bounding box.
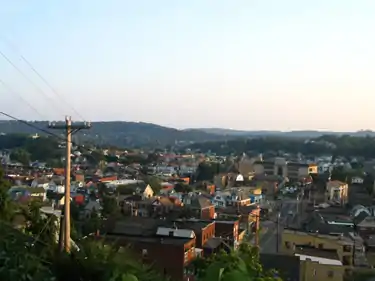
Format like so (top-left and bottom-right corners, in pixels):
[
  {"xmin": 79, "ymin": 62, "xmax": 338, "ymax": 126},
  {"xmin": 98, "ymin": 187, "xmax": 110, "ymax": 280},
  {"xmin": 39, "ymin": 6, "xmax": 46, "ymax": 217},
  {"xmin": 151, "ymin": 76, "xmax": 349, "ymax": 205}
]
[
  {"xmin": 0, "ymin": 111, "xmax": 63, "ymax": 140},
  {"xmin": 0, "ymin": 49, "xmax": 65, "ymax": 117},
  {"xmin": 0, "ymin": 77, "xmax": 46, "ymax": 120},
  {"xmin": 0, "ymin": 111, "xmax": 100, "ymax": 166},
  {"xmin": 2, "ymin": 38, "xmax": 86, "ymax": 121}
]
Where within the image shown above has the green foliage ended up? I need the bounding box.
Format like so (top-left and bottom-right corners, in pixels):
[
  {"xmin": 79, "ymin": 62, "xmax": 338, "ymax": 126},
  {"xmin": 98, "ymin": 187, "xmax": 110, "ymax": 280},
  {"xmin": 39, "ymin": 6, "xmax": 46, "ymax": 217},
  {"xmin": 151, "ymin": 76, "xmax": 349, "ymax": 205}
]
[
  {"xmin": 143, "ymin": 176, "xmax": 162, "ymax": 193},
  {"xmin": 101, "ymin": 195, "xmax": 119, "ymax": 217},
  {"xmin": 0, "ymin": 169, "xmax": 15, "ymax": 222},
  {"xmin": 174, "ymin": 183, "xmax": 194, "ymax": 193},
  {"xmin": 51, "ymin": 240, "xmax": 163, "ymax": 281},
  {"xmin": 10, "ymin": 148, "xmax": 31, "ymax": 165},
  {"xmin": 0, "ymin": 134, "xmax": 63, "ymax": 163},
  {"xmin": 116, "ymin": 184, "xmax": 136, "ymax": 195},
  {"xmin": 0, "ymin": 221, "xmax": 55, "ymax": 281},
  {"xmin": 189, "ymin": 135, "xmax": 375, "ymax": 158},
  {"xmin": 196, "ymin": 161, "xmax": 222, "ymax": 182},
  {"xmin": 194, "ymin": 243, "xmax": 281, "ymax": 281},
  {"xmin": 81, "ymin": 210, "xmax": 102, "ymax": 236},
  {"xmin": 22, "ymin": 200, "xmax": 59, "ymax": 247},
  {"xmin": 86, "ymin": 150, "xmax": 105, "ymax": 165}
]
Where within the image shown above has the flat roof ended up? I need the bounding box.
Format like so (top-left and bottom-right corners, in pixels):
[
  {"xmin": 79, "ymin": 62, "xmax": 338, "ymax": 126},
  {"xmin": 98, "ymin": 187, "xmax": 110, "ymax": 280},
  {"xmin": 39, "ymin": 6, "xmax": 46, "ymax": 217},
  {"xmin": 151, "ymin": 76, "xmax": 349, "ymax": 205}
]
[
  {"xmin": 104, "ymin": 234, "xmax": 192, "ymax": 246},
  {"xmin": 283, "ymin": 229, "xmax": 353, "ymax": 244},
  {"xmin": 295, "ymin": 245, "xmax": 340, "ymax": 261}
]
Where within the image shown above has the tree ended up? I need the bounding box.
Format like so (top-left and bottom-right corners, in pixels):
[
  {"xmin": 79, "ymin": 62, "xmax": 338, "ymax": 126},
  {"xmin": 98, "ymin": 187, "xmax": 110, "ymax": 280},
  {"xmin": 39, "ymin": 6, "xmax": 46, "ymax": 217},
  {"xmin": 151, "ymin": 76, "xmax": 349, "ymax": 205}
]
[
  {"xmin": 101, "ymin": 195, "xmax": 119, "ymax": 218},
  {"xmin": 174, "ymin": 183, "xmax": 194, "ymax": 193},
  {"xmin": 22, "ymin": 200, "xmax": 58, "ymax": 248},
  {"xmin": 81, "ymin": 210, "xmax": 102, "ymax": 236},
  {"xmin": 10, "ymin": 148, "xmax": 31, "ymax": 165},
  {"xmin": 196, "ymin": 162, "xmax": 221, "ymax": 182},
  {"xmin": 0, "ymin": 220, "xmax": 55, "ymax": 281},
  {"xmin": 0, "ymin": 168, "xmax": 14, "ymax": 222},
  {"xmin": 194, "ymin": 243, "xmax": 282, "ymax": 281},
  {"xmin": 143, "ymin": 176, "xmax": 162, "ymax": 194},
  {"xmin": 51, "ymin": 240, "xmax": 163, "ymax": 281},
  {"xmin": 88, "ymin": 150, "xmax": 105, "ymax": 165}
]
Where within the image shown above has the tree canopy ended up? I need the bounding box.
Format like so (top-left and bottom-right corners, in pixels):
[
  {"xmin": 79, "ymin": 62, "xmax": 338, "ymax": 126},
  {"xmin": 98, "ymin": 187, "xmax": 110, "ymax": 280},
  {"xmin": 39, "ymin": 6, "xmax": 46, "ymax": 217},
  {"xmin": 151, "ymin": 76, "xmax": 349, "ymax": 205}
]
[
  {"xmin": 194, "ymin": 244, "xmax": 281, "ymax": 281},
  {"xmin": 188, "ymin": 135, "xmax": 375, "ymax": 158},
  {"xmin": 0, "ymin": 134, "xmax": 63, "ymax": 163}
]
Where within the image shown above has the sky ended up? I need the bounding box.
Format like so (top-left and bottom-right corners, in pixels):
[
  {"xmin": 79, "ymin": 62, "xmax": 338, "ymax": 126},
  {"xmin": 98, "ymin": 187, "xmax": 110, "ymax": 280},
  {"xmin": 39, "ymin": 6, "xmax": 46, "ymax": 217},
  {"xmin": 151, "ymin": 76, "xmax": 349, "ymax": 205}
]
[{"xmin": 0, "ymin": 0, "xmax": 374, "ymax": 131}]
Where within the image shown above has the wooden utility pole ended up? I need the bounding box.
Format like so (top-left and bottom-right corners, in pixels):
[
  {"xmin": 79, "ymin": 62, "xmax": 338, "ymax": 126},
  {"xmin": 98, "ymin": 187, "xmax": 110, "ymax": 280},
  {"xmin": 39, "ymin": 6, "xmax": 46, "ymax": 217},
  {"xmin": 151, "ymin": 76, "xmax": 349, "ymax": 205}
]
[{"xmin": 49, "ymin": 117, "xmax": 91, "ymax": 252}]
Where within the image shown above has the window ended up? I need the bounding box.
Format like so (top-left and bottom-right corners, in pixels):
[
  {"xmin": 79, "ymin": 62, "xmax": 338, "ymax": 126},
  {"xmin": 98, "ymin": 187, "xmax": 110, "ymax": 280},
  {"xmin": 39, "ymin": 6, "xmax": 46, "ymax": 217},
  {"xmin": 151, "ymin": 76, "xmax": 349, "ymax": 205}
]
[
  {"xmin": 327, "ymin": 271, "xmax": 334, "ymax": 278},
  {"xmin": 343, "ymin": 245, "xmax": 352, "ymax": 252},
  {"xmin": 142, "ymin": 249, "xmax": 148, "ymax": 257}
]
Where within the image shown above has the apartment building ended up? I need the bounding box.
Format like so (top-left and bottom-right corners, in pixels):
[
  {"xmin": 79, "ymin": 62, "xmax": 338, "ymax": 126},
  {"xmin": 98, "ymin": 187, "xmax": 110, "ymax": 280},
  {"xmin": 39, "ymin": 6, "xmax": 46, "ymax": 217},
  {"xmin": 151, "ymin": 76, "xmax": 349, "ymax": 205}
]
[
  {"xmin": 102, "ymin": 217, "xmax": 197, "ymax": 281},
  {"xmin": 297, "ymin": 246, "xmax": 345, "ymax": 281},
  {"xmin": 281, "ymin": 229, "xmax": 354, "ymax": 266},
  {"xmin": 326, "ymin": 181, "xmax": 348, "ymax": 205},
  {"xmin": 253, "ymin": 158, "xmax": 317, "ymax": 181}
]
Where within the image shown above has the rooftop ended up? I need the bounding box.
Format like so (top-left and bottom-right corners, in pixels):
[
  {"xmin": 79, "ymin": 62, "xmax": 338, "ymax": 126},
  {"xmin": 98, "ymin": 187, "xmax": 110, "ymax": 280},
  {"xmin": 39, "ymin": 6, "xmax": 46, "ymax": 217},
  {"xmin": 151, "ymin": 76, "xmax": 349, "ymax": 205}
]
[
  {"xmin": 294, "ymin": 245, "xmax": 340, "ymax": 261},
  {"xmin": 283, "ymin": 229, "xmax": 353, "ymax": 245},
  {"xmin": 104, "ymin": 233, "xmax": 192, "ymax": 246}
]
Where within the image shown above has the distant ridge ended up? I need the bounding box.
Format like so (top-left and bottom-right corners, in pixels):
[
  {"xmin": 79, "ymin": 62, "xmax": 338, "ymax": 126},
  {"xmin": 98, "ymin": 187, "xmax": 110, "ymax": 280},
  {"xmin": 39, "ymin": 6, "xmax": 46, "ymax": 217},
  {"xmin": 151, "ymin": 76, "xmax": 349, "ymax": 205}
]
[
  {"xmin": 0, "ymin": 119, "xmax": 373, "ymax": 148},
  {"xmin": 185, "ymin": 128, "xmax": 375, "ymax": 138}
]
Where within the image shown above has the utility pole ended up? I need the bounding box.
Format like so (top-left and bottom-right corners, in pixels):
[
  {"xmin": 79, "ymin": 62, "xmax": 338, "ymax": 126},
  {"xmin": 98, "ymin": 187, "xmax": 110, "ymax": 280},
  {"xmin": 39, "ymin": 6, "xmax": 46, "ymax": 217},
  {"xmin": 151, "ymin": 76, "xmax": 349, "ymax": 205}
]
[
  {"xmin": 254, "ymin": 214, "xmax": 259, "ymax": 248},
  {"xmin": 49, "ymin": 117, "xmax": 91, "ymax": 252},
  {"xmin": 276, "ymin": 212, "xmax": 281, "ymax": 252}
]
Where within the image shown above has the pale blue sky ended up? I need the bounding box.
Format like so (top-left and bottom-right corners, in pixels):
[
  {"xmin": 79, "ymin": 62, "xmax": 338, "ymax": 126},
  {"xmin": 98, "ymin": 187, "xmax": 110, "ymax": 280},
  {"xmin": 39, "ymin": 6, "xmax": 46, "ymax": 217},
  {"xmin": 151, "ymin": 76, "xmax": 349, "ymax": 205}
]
[{"xmin": 0, "ymin": 0, "xmax": 374, "ymax": 131}]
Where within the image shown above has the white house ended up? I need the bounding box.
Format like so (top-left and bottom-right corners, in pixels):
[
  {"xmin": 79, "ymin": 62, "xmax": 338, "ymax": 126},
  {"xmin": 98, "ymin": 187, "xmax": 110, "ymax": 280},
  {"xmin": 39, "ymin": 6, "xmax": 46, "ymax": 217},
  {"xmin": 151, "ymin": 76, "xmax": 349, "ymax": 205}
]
[
  {"xmin": 351, "ymin": 177, "xmax": 364, "ymax": 185},
  {"xmin": 139, "ymin": 184, "xmax": 154, "ymax": 199},
  {"xmin": 30, "ymin": 178, "xmax": 50, "ymax": 190},
  {"xmin": 48, "ymin": 180, "xmax": 65, "ymax": 194},
  {"xmin": 212, "ymin": 191, "xmax": 232, "ymax": 207}
]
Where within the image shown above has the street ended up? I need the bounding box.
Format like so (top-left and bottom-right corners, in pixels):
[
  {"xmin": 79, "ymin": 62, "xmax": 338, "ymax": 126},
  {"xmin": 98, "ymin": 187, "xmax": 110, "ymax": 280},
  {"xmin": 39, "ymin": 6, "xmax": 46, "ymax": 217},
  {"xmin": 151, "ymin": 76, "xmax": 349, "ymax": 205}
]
[{"xmin": 259, "ymin": 199, "xmax": 302, "ymax": 253}]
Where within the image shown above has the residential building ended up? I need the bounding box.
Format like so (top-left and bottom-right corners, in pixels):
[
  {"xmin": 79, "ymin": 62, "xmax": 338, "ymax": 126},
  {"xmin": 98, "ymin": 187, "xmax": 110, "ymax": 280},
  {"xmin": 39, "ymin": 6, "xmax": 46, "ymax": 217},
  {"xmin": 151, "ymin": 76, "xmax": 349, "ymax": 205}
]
[
  {"xmin": 253, "ymin": 158, "xmax": 318, "ymax": 181},
  {"xmin": 357, "ymin": 217, "xmax": 375, "ymax": 238},
  {"xmin": 212, "ymin": 190, "xmax": 251, "ymax": 208},
  {"xmin": 215, "ymin": 220, "xmax": 240, "ymax": 249},
  {"xmin": 326, "ymin": 181, "xmax": 348, "ymax": 205},
  {"xmin": 30, "ymin": 178, "xmax": 50, "ymax": 190},
  {"xmin": 183, "ymin": 194, "xmax": 215, "ymax": 220},
  {"xmin": 281, "ymin": 229, "xmax": 355, "ymax": 266},
  {"xmin": 48, "ymin": 178, "xmax": 65, "ymax": 194},
  {"xmin": 102, "ymin": 217, "xmax": 197, "ymax": 281},
  {"xmin": 351, "ymin": 176, "xmax": 364, "ymax": 185},
  {"xmin": 121, "ymin": 196, "xmax": 177, "ymax": 217},
  {"xmin": 173, "ymin": 219, "xmax": 221, "ymax": 257},
  {"xmin": 296, "ymin": 246, "xmax": 345, "ymax": 281},
  {"xmin": 216, "ymin": 205, "xmax": 260, "ymax": 234}
]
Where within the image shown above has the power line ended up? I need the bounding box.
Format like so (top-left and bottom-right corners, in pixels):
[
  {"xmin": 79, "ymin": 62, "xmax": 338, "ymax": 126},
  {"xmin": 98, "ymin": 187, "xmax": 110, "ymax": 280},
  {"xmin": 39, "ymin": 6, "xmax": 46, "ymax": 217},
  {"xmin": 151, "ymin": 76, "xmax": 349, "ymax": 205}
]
[
  {"xmin": 0, "ymin": 77, "xmax": 46, "ymax": 120},
  {"xmin": 0, "ymin": 49, "xmax": 64, "ymax": 117},
  {"xmin": 0, "ymin": 111, "xmax": 62, "ymax": 140},
  {"xmin": 3, "ymin": 39, "xmax": 86, "ymax": 121},
  {"xmin": 0, "ymin": 111, "xmax": 100, "ymax": 165}
]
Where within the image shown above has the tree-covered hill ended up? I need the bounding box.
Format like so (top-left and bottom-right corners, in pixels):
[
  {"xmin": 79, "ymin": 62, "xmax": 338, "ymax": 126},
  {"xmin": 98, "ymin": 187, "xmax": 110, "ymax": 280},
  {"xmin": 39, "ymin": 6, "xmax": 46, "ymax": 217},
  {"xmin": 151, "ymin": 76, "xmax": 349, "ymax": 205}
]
[
  {"xmin": 187, "ymin": 135, "xmax": 375, "ymax": 158},
  {"xmin": 0, "ymin": 120, "xmax": 231, "ymax": 148}
]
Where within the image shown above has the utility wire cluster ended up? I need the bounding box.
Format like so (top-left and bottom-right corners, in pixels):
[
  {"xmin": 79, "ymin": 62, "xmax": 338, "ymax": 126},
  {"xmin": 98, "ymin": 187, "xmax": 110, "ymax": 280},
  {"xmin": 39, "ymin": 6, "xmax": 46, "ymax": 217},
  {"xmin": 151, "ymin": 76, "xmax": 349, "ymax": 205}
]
[{"xmin": 0, "ymin": 37, "xmax": 86, "ymax": 122}]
